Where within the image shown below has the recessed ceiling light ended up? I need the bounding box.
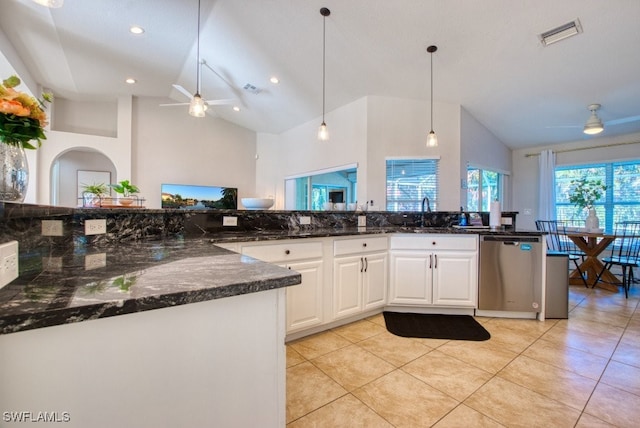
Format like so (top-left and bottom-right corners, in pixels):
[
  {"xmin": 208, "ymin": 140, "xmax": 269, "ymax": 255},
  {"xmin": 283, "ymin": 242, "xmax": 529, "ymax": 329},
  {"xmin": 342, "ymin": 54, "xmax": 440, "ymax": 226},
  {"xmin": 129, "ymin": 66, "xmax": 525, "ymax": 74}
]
[
  {"xmin": 129, "ymin": 26, "xmax": 145, "ymax": 35},
  {"xmin": 233, "ymin": 106, "xmax": 241, "ymax": 112},
  {"xmin": 125, "ymin": 78, "xmax": 136, "ymax": 84},
  {"xmin": 269, "ymin": 76, "xmax": 279, "ymax": 84}
]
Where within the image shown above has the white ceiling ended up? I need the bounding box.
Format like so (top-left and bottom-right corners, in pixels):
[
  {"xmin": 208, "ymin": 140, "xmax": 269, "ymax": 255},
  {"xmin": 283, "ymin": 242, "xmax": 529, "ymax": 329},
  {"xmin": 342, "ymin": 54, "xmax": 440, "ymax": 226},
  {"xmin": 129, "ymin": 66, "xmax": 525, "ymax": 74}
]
[{"xmin": 2, "ymin": 0, "xmax": 640, "ymax": 149}]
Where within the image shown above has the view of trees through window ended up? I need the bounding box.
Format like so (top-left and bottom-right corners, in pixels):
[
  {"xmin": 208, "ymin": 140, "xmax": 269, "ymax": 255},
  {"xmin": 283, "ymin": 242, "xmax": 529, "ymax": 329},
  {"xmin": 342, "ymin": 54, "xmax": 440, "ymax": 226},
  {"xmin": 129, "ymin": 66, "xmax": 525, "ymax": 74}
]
[
  {"xmin": 467, "ymin": 167, "xmax": 502, "ymax": 211},
  {"xmin": 386, "ymin": 159, "xmax": 439, "ymax": 211},
  {"xmin": 555, "ymin": 161, "xmax": 640, "ymax": 230}
]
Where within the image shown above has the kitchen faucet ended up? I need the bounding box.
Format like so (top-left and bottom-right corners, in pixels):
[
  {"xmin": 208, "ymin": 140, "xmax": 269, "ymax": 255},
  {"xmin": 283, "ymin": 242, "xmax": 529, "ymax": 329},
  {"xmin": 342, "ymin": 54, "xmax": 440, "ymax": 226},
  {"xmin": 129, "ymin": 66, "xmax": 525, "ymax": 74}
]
[{"xmin": 420, "ymin": 197, "xmax": 431, "ymax": 227}]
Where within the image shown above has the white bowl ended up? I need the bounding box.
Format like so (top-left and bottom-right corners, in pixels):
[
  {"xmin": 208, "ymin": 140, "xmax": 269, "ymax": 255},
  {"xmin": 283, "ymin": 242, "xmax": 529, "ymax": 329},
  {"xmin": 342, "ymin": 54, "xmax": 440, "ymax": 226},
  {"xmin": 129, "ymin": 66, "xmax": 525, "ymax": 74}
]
[{"xmin": 241, "ymin": 198, "xmax": 274, "ymax": 210}]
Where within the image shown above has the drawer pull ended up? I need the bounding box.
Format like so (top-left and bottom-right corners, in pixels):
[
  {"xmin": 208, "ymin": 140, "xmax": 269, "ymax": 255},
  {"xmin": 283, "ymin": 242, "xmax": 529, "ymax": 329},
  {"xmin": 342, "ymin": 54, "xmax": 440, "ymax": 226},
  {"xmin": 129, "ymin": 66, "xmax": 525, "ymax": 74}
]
[{"xmin": 285, "ymin": 249, "xmax": 290, "ymax": 255}]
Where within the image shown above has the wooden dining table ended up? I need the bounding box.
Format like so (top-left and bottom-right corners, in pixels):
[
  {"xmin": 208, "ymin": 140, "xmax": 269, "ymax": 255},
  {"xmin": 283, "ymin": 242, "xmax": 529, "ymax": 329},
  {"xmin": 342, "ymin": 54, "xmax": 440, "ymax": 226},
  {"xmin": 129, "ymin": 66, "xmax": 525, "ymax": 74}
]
[{"xmin": 565, "ymin": 231, "xmax": 620, "ymax": 291}]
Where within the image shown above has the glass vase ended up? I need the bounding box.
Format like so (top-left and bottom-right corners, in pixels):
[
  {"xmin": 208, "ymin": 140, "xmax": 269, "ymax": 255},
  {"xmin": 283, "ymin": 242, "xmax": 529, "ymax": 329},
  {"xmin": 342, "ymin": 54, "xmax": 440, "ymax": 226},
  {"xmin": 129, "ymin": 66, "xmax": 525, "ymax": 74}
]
[
  {"xmin": 0, "ymin": 143, "xmax": 29, "ymax": 202},
  {"xmin": 585, "ymin": 208, "xmax": 600, "ymax": 231}
]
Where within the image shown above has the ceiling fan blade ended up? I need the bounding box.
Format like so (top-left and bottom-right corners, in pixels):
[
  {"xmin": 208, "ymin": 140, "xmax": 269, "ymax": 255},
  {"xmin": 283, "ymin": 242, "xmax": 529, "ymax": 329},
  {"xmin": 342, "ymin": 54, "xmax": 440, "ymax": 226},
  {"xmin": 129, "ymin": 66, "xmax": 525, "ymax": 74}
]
[
  {"xmin": 159, "ymin": 102, "xmax": 190, "ymax": 107},
  {"xmin": 172, "ymin": 84, "xmax": 194, "ymax": 100},
  {"xmin": 204, "ymin": 98, "xmax": 236, "ymax": 106},
  {"xmin": 605, "ymin": 115, "xmax": 640, "ymax": 126},
  {"xmin": 545, "ymin": 125, "xmax": 581, "ymax": 129}
]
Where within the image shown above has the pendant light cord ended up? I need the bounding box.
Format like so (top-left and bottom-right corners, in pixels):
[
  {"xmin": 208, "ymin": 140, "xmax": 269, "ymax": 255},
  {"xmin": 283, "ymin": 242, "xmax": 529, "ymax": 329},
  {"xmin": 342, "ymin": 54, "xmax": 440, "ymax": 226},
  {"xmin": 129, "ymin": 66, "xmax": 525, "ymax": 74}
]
[
  {"xmin": 196, "ymin": 0, "xmax": 201, "ymax": 95},
  {"xmin": 430, "ymin": 48, "xmax": 433, "ymax": 131},
  {"xmin": 322, "ymin": 11, "xmax": 326, "ymax": 123}
]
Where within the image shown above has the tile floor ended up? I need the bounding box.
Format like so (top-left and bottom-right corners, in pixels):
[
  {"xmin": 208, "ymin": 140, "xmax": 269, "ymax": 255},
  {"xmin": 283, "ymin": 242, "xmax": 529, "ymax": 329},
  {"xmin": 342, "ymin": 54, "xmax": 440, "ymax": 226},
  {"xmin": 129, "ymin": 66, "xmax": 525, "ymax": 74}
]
[{"xmin": 286, "ymin": 284, "xmax": 640, "ymax": 427}]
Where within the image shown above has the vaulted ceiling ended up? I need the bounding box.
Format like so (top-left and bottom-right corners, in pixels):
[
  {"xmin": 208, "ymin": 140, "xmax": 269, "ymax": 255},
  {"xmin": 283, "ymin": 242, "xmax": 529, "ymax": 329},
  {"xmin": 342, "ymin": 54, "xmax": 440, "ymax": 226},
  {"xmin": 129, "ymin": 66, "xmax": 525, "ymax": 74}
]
[{"xmin": 2, "ymin": 0, "xmax": 640, "ymax": 148}]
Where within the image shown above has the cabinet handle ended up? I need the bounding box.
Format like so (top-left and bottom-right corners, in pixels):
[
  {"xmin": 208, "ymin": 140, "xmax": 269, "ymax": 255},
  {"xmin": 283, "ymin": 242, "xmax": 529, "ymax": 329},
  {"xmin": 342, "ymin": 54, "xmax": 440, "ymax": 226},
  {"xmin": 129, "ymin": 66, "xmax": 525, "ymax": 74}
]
[
  {"xmin": 362, "ymin": 243, "xmax": 367, "ymax": 247},
  {"xmin": 360, "ymin": 257, "xmax": 364, "ymax": 272},
  {"xmin": 288, "ymin": 266, "xmax": 291, "ymax": 270},
  {"xmin": 429, "ymin": 254, "xmax": 432, "ymax": 269},
  {"xmin": 432, "ymin": 241, "xmax": 436, "ymax": 246},
  {"xmin": 364, "ymin": 257, "xmax": 368, "ymax": 272},
  {"xmin": 285, "ymin": 249, "xmax": 290, "ymax": 255},
  {"xmin": 434, "ymin": 254, "xmax": 438, "ymax": 269}
]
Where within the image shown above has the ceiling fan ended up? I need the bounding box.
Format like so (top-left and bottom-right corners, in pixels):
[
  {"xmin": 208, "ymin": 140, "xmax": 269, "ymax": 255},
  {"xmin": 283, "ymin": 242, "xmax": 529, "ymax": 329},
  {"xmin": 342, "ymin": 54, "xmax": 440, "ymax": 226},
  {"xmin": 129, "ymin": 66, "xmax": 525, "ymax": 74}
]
[
  {"xmin": 547, "ymin": 104, "xmax": 640, "ymax": 135},
  {"xmin": 159, "ymin": 0, "xmax": 235, "ymax": 116}
]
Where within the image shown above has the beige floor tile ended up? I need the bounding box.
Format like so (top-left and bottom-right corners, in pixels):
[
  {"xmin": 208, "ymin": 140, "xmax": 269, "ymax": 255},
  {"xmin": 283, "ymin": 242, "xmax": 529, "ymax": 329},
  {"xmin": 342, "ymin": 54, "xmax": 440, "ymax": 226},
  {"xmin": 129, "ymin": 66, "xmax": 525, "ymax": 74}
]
[
  {"xmin": 464, "ymin": 377, "xmax": 581, "ymax": 427},
  {"xmin": 286, "ymin": 361, "xmax": 347, "ymax": 423},
  {"xmin": 403, "ymin": 350, "xmax": 492, "ymax": 401},
  {"xmin": 498, "ymin": 355, "xmax": 597, "ymax": 410},
  {"xmin": 287, "ymin": 394, "xmax": 393, "ymax": 428},
  {"xmin": 541, "ymin": 323, "xmax": 621, "ymax": 358},
  {"xmin": 289, "ymin": 330, "xmax": 352, "ymax": 360},
  {"xmin": 409, "ymin": 336, "xmax": 451, "ymax": 349},
  {"xmin": 312, "ymin": 344, "xmax": 395, "ymax": 391},
  {"xmin": 575, "ymin": 412, "xmax": 617, "ymax": 427},
  {"xmin": 558, "ymin": 315, "xmax": 626, "ymax": 339},
  {"xmin": 286, "ymin": 345, "xmax": 306, "ymax": 368},
  {"xmin": 611, "ymin": 335, "xmax": 640, "ymax": 368},
  {"xmin": 600, "ymin": 360, "xmax": 640, "ymax": 396},
  {"xmin": 437, "ymin": 340, "xmax": 518, "ymax": 374},
  {"xmin": 522, "ymin": 338, "xmax": 609, "ymax": 380},
  {"xmin": 353, "ymin": 370, "xmax": 459, "ymax": 427},
  {"xmin": 358, "ymin": 330, "xmax": 432, "ymax": 367},
  {"xmin": 569, "ymin": 305, "xmax": 633, "ymax": 329},
  {"xmin": 331, "ymin": 319, "xmax": 386, "ymax": 343},
  {"xmin": 584, "ymin": 382, "xmax": 640, "ymax": 427},
  {"xmin": 478, "ymin": 321, "xmax": 541, "ymax": 353},
  {"xmin": 366, "ymin": 312, "xmax": 386, "ymax": 326},
  {"xmin": 432, "ymin": 404, "xmax": 505, "ymax": 428},
  {"xmin": 577, "ymin": 297, "xmax": 638, "ymax": 318}
]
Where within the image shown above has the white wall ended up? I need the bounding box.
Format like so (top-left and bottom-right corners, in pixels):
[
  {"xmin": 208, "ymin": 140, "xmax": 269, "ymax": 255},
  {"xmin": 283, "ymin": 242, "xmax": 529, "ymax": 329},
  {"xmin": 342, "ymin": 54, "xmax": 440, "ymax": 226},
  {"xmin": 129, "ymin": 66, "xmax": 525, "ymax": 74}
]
[
  {"xmin": 460, "ymin": 107, "xmax": 512, "ymax": 208},
  {"xmin": 133, "ymin": 98, "xmax": 257, "ymax": 208},
  {"xmin": 512, "ymin": 131, "xmax": 640, "ymax": 230}
]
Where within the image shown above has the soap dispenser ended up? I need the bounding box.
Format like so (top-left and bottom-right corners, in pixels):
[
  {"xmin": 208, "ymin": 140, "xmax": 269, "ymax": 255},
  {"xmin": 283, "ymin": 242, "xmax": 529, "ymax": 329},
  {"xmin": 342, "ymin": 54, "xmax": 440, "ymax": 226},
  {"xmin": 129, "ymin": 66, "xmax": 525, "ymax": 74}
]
[{"xmin": 459, "ymin": 206, "xmax": 468, "ymax": 226}]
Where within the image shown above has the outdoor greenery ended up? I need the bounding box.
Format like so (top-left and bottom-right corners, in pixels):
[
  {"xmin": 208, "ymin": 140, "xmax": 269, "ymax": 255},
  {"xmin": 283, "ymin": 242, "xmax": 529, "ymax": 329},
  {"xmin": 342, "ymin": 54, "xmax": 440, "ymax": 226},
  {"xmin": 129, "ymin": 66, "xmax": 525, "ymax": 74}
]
[{"xmin": 568, "ymin": 178, "xmax": 607, "ymax": 210}]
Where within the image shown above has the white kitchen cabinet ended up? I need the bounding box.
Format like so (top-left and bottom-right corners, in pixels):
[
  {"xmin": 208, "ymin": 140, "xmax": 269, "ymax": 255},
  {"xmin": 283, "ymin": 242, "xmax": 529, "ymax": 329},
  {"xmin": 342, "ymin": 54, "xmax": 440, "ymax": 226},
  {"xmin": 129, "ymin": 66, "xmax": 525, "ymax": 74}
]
[
  {"xmin": 389, "ymin": 235, "xmax": 477, "ymax": 307},
  {"xmin": 333, "ymin": 237, "xmax": 388, "ymax": 320},
  {"xmin": 241, "ymin": 240, "xmax": 324, "ymax": 333}
]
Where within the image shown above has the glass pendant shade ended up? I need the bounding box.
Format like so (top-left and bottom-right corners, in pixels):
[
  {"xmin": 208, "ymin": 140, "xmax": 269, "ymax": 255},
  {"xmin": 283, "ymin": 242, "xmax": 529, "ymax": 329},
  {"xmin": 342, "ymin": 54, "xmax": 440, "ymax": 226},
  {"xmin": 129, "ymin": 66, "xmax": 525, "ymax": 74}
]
[
  {"xmin": 32, "ymin": 0, "xmax": 63, "ymax": 7},
  {"xmin": 318, "ymin": 122, "xmax": 329, "ymax": 141},
  {"xmin": 189, "ymin": 94, "xmax": 207, "ymax": 117},
  {"xmin": 426, "ymin": 130, "xmax": 438, "ymax": 147}
]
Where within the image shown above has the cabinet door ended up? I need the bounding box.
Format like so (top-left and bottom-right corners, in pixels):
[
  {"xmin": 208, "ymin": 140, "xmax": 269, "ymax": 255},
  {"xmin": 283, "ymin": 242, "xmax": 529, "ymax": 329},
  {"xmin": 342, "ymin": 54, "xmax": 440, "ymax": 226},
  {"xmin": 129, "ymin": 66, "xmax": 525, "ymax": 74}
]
[
  {"xmin": 333, "ymin": 255, "xmax": 363, "ymax": 319},
  {"xmin": 389, "ymin": 251, "xmax": 431, "ymax": 304},
  {"xmin": 285, "ymin": 260, "xmax": 324, "ymax": 333},
  {"xmin": 432, "ymin": 251, "xmax": 477, "ymax": 307},
  {"xmin": 363, "ymin": 253, "xmax": 388, "ymax": 310}
]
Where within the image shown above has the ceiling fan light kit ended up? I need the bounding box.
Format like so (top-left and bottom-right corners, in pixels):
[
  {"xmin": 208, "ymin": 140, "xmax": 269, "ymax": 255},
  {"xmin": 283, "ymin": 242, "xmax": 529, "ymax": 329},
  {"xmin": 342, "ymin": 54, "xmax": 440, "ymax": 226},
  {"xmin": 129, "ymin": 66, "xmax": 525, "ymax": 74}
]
[
  {"xmin": 426, "ymin": 45, "xmax": 438, "ymax": 148},
  {"xmin": 583, "ymin": 103, "xmax": 604, "ymax": 135},
  {"xmin": 318, "ymin": 7, "xmax": 331, "ymax": 141}
]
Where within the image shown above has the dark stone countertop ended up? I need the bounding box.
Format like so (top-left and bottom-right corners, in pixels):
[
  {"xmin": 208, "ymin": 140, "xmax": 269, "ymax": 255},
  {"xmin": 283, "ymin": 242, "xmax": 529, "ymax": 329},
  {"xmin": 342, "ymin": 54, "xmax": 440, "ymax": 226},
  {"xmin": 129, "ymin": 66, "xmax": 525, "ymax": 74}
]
[
  {"xmin": 0, "ymin": 238, "xmax": 301, "ymax": 335},
  {"xmin": 0, "ymin": 226, "xmax": 542, "ymax": 335}
]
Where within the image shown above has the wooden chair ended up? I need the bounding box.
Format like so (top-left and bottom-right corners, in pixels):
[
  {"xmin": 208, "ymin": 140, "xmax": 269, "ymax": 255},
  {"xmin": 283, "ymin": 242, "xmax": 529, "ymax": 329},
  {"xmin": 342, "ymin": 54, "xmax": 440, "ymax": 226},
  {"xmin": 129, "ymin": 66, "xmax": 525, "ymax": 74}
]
[
  {"xmin": 597, "ymin": 221, "xmax": 640, "ymax": 298},
  {"xmin": 536, "ymin": 220, "xmax": 588, "ymax": 287}
]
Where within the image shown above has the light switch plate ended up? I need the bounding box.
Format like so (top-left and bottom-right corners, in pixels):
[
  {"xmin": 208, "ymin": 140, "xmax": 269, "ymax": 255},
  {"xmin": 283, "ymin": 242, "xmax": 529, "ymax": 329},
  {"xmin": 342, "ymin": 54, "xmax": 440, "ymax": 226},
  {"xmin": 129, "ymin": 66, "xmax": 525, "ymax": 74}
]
[
  {"xmin": 85, "ymin": 219, "xmax": 107, "ymax": 235},
  {"xmin": 299, "ymin": 216, "xmax": 311, "ymax": 225},
  {"xmin": 85, "ymin": 253, "xmax": 107, "ymax": 270},
  {"xmin": 223, "ymin": 216, "xmax": 238, "ymax": 226},
  {"xmin": 42, "ymin": 219, "xmax": 64, "ymax": 236},
  {"xmin": 358, "ymin": 216, "xmax": 367, "ymax": 227}
]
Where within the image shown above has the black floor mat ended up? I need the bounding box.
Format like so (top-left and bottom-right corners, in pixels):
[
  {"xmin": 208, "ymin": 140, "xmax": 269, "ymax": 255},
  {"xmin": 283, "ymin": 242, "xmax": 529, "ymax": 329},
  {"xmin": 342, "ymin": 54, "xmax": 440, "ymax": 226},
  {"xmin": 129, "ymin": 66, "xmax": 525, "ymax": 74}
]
[{"xmin": 383, "ymin": 312, "xmax": 491, "ymax": 341}]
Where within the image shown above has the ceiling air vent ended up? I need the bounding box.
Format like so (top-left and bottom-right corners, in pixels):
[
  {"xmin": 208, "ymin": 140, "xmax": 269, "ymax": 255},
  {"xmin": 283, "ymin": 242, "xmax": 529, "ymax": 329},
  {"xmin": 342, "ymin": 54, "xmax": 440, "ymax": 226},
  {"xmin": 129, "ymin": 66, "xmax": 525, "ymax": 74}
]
[
  {"xmin": 243, "ymin": 83, "xmax": 261, "ymax": 94},
  {"xmin": 539, "ymin": 19, "xmax": 582, "ymax": 46}
]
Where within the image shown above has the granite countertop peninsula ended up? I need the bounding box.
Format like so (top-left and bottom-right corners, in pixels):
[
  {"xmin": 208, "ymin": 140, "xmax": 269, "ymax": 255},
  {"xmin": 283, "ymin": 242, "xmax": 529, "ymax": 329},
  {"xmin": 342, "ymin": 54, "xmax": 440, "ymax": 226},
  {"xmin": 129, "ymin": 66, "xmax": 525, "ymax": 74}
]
[{"xmin": 0, "ymin": 238, "xmax": 301, "ymax": 335}]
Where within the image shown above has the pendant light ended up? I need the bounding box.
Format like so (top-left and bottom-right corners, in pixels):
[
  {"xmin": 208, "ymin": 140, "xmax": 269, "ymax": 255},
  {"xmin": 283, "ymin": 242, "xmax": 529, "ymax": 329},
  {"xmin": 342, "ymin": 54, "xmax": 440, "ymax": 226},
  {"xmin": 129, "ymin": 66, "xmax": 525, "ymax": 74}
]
[
  {"xmin": 426, "ymin": 45, "xmax": 438, "ymax": 148},
  {"xmin": 32, "ymin": 0, "xmax": 63, "ymax": 8},
  {"xmin": 189, "ymin": 0, "xmax": 207, "ymax": 118},
  {"xmin": 318, "ymin": 7, "xmax": 331, "ymax": 141}
]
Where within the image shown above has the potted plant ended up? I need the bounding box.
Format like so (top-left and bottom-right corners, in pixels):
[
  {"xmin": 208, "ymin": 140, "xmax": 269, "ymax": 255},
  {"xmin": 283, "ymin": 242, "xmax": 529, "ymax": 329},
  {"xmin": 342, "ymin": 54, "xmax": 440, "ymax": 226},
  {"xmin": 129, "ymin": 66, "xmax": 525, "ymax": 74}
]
[
  {"xmin": 81, "ymin": 182, "xmax": 109, "ymax": 207},
  {"xmin": 110, "ymin": 179, "xmax": 140, "ymax": 206},
  {"xmin": 568, "ymin": 178, "xmax": 607, "ymax": 230}
]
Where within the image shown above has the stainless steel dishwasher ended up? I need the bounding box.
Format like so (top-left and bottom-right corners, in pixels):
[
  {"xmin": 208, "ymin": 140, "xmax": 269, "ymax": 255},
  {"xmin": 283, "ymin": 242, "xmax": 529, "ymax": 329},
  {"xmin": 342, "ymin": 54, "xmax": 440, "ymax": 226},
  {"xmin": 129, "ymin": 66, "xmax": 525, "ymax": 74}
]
[{"xmin": 479, "ymin": 235, "xmax": 543, "ymax": 313}]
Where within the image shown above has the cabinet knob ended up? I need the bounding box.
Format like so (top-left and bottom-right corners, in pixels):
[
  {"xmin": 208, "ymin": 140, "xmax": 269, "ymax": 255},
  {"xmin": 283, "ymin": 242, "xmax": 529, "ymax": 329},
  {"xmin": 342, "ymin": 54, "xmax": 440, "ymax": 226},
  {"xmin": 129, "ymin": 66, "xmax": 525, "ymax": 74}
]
[
  {"xmin": 362, "ymin": 243, "xmax": 367, "ymax": 247},
  {"xmin": 432, "ymin": 241, "xmax": 436, "ymax": 245},
  {"xmin": 285, "ymin": 249, "xmax": 290, "ymax": 255}
]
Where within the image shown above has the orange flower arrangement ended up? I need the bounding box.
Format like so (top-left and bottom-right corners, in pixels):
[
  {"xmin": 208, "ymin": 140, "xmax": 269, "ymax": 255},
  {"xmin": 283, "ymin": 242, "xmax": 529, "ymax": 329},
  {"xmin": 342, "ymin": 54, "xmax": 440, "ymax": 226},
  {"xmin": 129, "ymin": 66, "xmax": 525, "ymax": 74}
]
[{"xmin": 0, "ymin": 75, "xmax": 52, "ymax": 149}]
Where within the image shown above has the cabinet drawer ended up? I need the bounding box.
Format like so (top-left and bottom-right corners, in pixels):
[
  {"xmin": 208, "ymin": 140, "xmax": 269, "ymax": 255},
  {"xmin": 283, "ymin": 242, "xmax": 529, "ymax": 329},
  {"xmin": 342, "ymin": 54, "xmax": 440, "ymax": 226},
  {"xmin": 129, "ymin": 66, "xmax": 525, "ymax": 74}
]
[
  {"xmin": 390, "ymin": 234, "xmax": 477, "ymax": 251},
  {"xmin": 334, "ymin": 236, "xmax": 388, "ymax": 256},
  {"xmin": 241, "ymin": 241, "xmax": 323, "ymax": 262}
]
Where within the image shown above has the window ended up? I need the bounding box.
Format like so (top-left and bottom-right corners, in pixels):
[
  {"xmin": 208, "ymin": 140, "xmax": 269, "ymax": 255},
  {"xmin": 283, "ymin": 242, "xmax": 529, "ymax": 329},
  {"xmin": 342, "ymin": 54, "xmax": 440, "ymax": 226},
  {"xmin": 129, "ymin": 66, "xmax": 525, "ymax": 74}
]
[
  {"xmin": 555, "ymin": 160, "xmax": 640, "ymax": 230},
  {"xmin": 467, "ymin": 167, "xmax": 503, "ymax": 211},
  {"xmin": 386, "ymin": 158, "xmax": 439, "ymax": 211}
]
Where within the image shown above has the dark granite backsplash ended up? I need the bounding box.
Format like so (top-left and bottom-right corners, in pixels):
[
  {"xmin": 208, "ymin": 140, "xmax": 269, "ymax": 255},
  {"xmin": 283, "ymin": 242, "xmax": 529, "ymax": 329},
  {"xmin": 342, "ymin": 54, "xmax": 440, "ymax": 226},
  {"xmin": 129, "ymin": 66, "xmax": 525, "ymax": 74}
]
[{"xmin": 1, "ymin": 201, "xmax": 517, "ymax": 250}]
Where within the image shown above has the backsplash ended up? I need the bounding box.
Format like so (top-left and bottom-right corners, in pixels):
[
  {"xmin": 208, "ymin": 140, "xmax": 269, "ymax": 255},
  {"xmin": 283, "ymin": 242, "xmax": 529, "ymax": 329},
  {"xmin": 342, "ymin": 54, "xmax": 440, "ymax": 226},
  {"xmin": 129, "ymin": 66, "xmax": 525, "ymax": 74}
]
[{"xmin": 1, "ymin": 202, "xmax": 517, "ymax": 250}]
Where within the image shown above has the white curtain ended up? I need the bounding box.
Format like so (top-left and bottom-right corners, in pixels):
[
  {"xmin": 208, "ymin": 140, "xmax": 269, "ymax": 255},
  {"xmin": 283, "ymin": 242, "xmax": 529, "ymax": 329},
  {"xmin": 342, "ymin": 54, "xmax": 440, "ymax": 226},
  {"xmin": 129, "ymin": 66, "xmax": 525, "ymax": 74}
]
[{"xmin": 538, "ymin": 149, "xmax": 556, "ymax": 220}]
